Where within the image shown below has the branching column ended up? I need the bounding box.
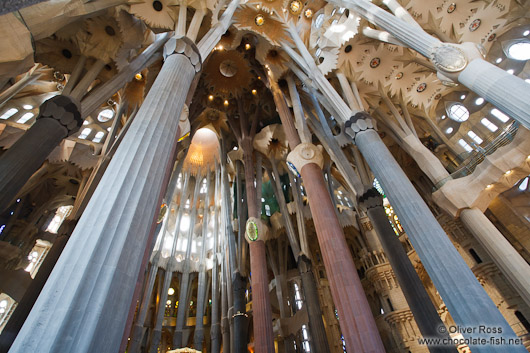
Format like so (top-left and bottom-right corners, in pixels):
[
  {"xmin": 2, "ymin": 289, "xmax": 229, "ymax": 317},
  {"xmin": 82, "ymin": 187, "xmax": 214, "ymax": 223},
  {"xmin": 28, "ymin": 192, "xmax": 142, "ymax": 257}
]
[
  {"xmin": 270, "ymin": 80, "xmax": 385, "ymax": 353},
  {"xmin": 8, "ymin": 33, "xmax": 200, "ymax": 353},
  {"xmin": 345, "ymin": 112, "xmax": 526, "ymax": 353}
]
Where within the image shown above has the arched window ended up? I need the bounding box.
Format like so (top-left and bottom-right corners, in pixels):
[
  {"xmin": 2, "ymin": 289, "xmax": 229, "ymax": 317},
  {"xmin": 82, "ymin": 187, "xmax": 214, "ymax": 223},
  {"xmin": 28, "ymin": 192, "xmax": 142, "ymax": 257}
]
[{"xmin": 447, "ymin": 103, "xmax": 469, "ymax": 122}]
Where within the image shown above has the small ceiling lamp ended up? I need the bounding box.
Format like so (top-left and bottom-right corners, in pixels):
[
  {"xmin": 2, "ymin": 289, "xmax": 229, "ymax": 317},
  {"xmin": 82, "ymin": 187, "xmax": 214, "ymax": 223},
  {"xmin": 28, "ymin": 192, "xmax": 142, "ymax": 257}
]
[
  {"xmin": 252, "ymin": 89, "xmax": 257, "ymax": 95},
  {"xmin": 304, "ymin": 9, "xmax": 313, "ymax": 18},
  {"xmin": 255, "ymin": 14, "xmax": 265, "ymax": 26},
  {"xmin": 224, "ymin": 100, "xmax": 229, "ymax": 106},
  {"xmin": 208, "ymin": 95, "xmax": 214, "ymax": 101},
  {"xmin": 289, "ymin": 0, "xmax": 302, "ymax": 14},
  {"xmin": 503, "ymin": 39, "xmax": 530, "ymax": 61},
  {"xmin": 245, "ymin": 43, "xmax": 251, "ymax": 50},
  {"xmin": 134, "ymin": 73, "xmax": 143, "ymax": 81}
]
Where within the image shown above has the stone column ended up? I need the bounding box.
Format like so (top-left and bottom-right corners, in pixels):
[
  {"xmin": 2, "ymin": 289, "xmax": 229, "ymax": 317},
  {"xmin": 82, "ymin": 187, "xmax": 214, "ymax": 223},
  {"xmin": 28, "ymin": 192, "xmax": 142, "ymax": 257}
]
[
  {"xmin": 460, "ymin": 208, "xmax": 530, "ymax": 307},
  {"xmin": 8, "ymin": 35, "xmax": 200, "ymax": 353},
  {"xmin": 0, "ymin": 96, "xmax": 82, "ymax": 211},
  {"xmin": 345, "ymin": 112, "xmax": 526, "ymax": 353},
  {"xmin": 271, "ymin": 79, "xmax": 384, "ymax": 352},
  {"xmin": 358, "ymin": 188, "xmax": 457, "ymax": 353},
  {"xmin": 194, "ymin": 172, "xmax": 211, "ymax": 350},
  {"xmin": 288, "ymin": 146, "xmax": 385, "ymax": 353},
  {"xmin": 210, "ymin": 168, "xmax": 222, "ymax": 353}
]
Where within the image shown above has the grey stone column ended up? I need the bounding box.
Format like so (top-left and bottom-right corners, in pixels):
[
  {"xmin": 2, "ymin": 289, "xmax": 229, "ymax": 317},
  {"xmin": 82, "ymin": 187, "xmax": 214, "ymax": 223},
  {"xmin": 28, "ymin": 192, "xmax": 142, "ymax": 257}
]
[
  {"xmin": 194, "ymin": 172, "xmax": 211, "ymax": 350},
  {"xmin": 220, "ymin": 252, "xmax": 230, "ymax": 353},
  {"xmin": 8, "ymin": 35, "xmax": 200, "ymax": 353},
  {"xmin": 0, "ymin": 96, "xmax": 82, "ymax": 212},
  {"xmin": 210, "ymin": 168, "xmax": 221, "ymax": 353},
  {"xmin": 345, "ymin": 112, "xmax": 526, "ymax": 353},
  {"xmin": 297, "ymin": 255, "xmax": 331, "ymax": 353},
  {"xmin": 460, "ymin": 208, "xmax": 530, "ymax": 307},
  {"xmin": 358, "ymin": 188, "xmax": 457, "ymax": 353}
]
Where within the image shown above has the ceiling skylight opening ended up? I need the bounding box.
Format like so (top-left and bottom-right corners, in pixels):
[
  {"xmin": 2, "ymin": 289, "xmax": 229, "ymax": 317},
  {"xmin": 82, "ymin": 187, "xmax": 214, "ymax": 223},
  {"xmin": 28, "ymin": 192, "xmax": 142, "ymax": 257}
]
[
  {"xmin": 97, "ymin": 109, "xmax": 114, "ymax": 122},
  {"xmin": 481, "ymin": 118, "xmax": 498, "ymax": 132},
  {"xmin": 78, "ymin": 128, "xmax": 92, "ymax": 139},
  {"xmin": 447, "ymin": 103, "xmax": 469, "ymax": 122},
  {"xmin": 496, "ymin": 58, "xmax": 503, "ymax": 64},
  {"xmin": 490, "ymin": 108, "xmax": 510, "ymax": 123},
  {"xmin": 507, "ymin": 69, "xmax": 514, "ymax": 75},
  {"xmin": 506, "ymin": 40, "xmax": 530, "ymax": 61},
  {"xmin": 17, "ymin": 112, "xmax": 34, "ymax": 124},
  {"xmin": 445, "ymin": 127, "xmax": 453, "ymax": 134},
  {"xmin": 458, "ymin": 139, "xmax": 473, "ymax": 153},
  {"xmin": 92, "ymin": 131, "xmax": 105, "ymax": 143},
  {"xmin": 22, "ymin": 104, "xmax": 33, "ymax": 110},
  {"xmin": 315, "ymin": 14, "xmax": 325, "ymax": 28},
  {"xmin": 524, "ymin": 30, "xmax": 530, "ymax": 36},
  {"xmin": 460, "ymin": 94, "xmax": 466, "ymax": 100},
  {"xmin": 475, "ymin": 97, "xmax": 484, "ymax": 105},
  {"xmin": 0, "ymin": 108, "xmax": 18, "ymax": 120},
  {"xmin": 467, "ymin": 130, "xmax": 483, "ymax": 144}
]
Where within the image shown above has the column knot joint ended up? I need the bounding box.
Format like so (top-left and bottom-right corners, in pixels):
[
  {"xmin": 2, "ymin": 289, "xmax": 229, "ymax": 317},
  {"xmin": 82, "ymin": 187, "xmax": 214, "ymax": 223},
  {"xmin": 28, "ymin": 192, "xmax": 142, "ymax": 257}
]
[
  {"xmin": 358, "ymin": 187, "xmax": 384, "ymax": 211},
  {"xmin": 344, "ymin": 111, "xmax": 376, "ymax": 143},
  {"xmin": 37, "ymin": 95, "xmax": 83, "ymax": 136},
  {"xmin": 163, "ymin": 35, "xmax": 202, "ymax": 72},
  {"xmin": 286, "ymin": 142, "xmax": 324, "ymax": 173}
]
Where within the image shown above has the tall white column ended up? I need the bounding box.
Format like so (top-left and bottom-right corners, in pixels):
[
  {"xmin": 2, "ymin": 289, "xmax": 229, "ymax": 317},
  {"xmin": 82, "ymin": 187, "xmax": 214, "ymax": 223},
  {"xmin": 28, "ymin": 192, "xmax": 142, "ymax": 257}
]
[{"xmin": 8, "ymin": 35, "xmax": 201, "ymax": 353}]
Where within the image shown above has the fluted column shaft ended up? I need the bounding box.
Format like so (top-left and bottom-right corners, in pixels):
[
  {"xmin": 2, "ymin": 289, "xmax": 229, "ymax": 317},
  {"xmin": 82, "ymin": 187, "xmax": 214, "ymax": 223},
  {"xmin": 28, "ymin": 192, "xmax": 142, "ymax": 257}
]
[
  {"xmin": 460, "ymin": 208, "xmax": 530, "ymax": 307},
  {"xmin": 210, "ymin": 169, "xmax": 222, "ymax": 353},
  {"xmin": 0, "ymin": 96, "xmax": 82, "ymax": 212},
  {"xmin": 348, "ymin": 113, "xmax": 526, "ymax": 353},
  {"xmin": 8, "ymin": 40, "xmax": 197, "ymax": 353},
  {"xmin": 359, "ymin": 189, "xmax": 457, "ymax": 353},
  {"xmin": 243, "ymin": 149, "xmax": 275, "ymax": 353},
  {"xmin": 299, "ymin": 163, "xmax": 385, "ymax": 353}
]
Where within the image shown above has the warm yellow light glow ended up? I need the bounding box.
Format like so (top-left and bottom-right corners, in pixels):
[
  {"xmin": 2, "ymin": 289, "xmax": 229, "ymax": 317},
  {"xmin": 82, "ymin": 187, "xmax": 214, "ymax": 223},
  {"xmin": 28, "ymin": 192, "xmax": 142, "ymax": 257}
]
[
  {"xmin": 252, "ymin": 89, "xmax": 257, "ymax": 95},
  {"xmin": 217, "ymin": 45, "xmax": 224, "ymax": 50},
  {"xmin": 255, "ymin": 14, "xmax": 265, "ymax": 26},
  {"xmin": 134, "ymin": 73, "xmax": 143, "ymax": 81},
  {"xmin": 245, "ymin": 43, "xmax": 251, "ymax": 50},
  {"xmin": 505, "ymin": 170, "xmax": 513, "ymax": 175},
  {"xmin": 304, "ymin": 9, "xmax": 313, "ymax": 18},
  {"xmin": 166, "ymin": 300, "xmax": 171, "ymax": 305},
  {"xmin": 486, "ymin": 184, "xmax": 493, "ymax": 189},
  {"xmin": 289, "ymin": 0, "xmax": 301, "ymax": 13},
  {"xmin": 177, "ymin": 132, "xmax": 190, "ymax": 142},
  {"xmin": 224, "ymin": 100, "xmax": 229, "ymax": 106},
  {"xmin": 256, "ymin": 4, "xmax": 260, "ymax": 9},
  {"xmin": 168, "ymin": 288, "xmax": 175, "ymax": 295},
  {"xmin": 208, "ymin": 95, "xmax": 214, "ymax": 101}
]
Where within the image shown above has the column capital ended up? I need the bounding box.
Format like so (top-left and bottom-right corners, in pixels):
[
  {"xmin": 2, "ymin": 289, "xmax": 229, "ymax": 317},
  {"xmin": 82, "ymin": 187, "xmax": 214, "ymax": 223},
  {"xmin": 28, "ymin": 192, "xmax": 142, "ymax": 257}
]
[
  {"xmin": 163, "ymin": 35, "xmax": 202, "ymax": 72},
  {"xmin": 358, "ymin": 188, "xmax": 384, "ymax": 211},
  {"xmin": 286, "ymin": 143, "xmax": 324, "ymax": 173},
  {"xmin": 344, "ymin": 111, "xmax": 376, "ymax": 143},
  {"xmin": 37, "ymin": 95, "xmax": 83, "ymax": 136}
]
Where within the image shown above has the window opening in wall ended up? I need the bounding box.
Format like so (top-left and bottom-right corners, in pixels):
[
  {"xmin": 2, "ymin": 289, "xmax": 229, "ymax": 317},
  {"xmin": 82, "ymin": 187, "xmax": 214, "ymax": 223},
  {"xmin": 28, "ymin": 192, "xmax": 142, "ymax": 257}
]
[
  {"xmin": 294, "ymin": 283, "xmax": 303, "ymax": 310},
  {"xmin": 177, "ymin": 174, "xmax": 182, "ymax": 189},
  {"xmin": 491, "ymin": 108, "xmax": 510, "ymax": 123},
  {"xmin": 386, "ymin": 298, "xmax": 394, "ymax": 312},
  {"xmin": 467, "ymin": 130, "xmax": 483, "ymax": 144},
  {"xmin": 458, "ymin": 139, "xmax": 473, "ymax": 153},
  {"xmin": 469, "ymin": 248, "xmax": 483, "ymax": 264},
  {"xmin": 519, "ymin": 177, "xmax": 529, "ymax": 191},
  {"xmin": 200, "ymin": 178, "xmax": 207, "ymax": 193},
  {"xmin": 481, "ymin": 118, "xmax": 498, "ymax": 132},
  {"xmin": 46, "ymin": 205, "xmax": 73, "ymax": 234},
  {"xmin": 301, "ymin": 324, "xmax": 311, "ymax": 352},
  {"xmin": 25, "ymin": 239, "xmax": 52, "ymax": 278},
  {"xmin": 447, "ymin": 103, "xmax": 470, "ymax": 122},
  {"xmin": 0, "ymin": 108, "xmax": 18, "ymax": 120},
  {"xmin": 264, "ymin": 204, "xmax": 271, "ymax": 216},
  {"xmin": 78, "ymin": 127, "xmax": 92, "ymax": 139},
  {"xmin": 16, "ymin": 112, "xmax": 34, "ymax": 124},
  {"xmin": 92, "ymin": 131, "xmax": 105, "ymax": 143},
  {"xmin": 0, "ymin": 294, "xmax": 17, "ymax": 334}
]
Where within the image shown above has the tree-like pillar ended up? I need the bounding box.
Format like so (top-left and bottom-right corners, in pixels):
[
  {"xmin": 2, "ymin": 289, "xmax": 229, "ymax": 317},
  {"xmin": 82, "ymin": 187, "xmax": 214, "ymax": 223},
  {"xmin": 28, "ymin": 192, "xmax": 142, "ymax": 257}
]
[
  {"xmin": 358, "ymin": 188, "xmax": 457, "ymax": 353},
  {"xmin": 345, "ymin": 112, "xmax": 526, "ymax": 353},
  {"xmin": 0, "ymin": 96, "xmax": 82, "ymax": 211},
  {"xmin": 460, "ymin": 208, "xmax": 530, "ymax": 307},
  {"xmin": 270, "ymin": 79, "xmax": 384, "ymax": 352},
  {"xmin": 330, "ymin": 0, "xmax": 530, "ymax": 129},
  {"xmin": 210, "ymin": 167, "xmax": 222, "ymax": 353},
  {"xmin": 8, "ymin": 35, "xmax": 201, "ymax": 353}
]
